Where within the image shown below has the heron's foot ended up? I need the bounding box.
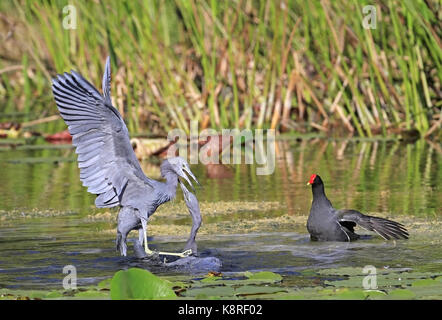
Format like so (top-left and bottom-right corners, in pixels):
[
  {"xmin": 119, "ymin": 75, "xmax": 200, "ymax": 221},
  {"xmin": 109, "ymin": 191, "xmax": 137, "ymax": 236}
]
[
  {"xmin": 144, "ymin": 246, "xmax": 160, "ymax": 257},
  {"xmin": 143, "ymin": 232, "xmax": 159, "ymax": 257},
  {"xmin": 184, "ymin": 241, "xmax": 197, "ymax": 255},
  {"xmin": 157, "ymin": 249, "xmax": 193, "ymax": 258}
]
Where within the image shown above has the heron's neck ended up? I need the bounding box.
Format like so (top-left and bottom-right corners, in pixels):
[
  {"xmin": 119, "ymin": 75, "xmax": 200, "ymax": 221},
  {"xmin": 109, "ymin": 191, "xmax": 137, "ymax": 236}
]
[{"xmin": 163, "ymin": 172, "xmax": 179, "ymax": 201}]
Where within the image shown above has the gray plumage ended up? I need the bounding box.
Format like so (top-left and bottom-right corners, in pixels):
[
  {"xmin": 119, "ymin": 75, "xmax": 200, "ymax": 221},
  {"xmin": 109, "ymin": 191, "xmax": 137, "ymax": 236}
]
[
  {"xmin": 180, "ymin": 182, "xmax": 202, "ymax": 254},
  {"xmin": 307, "ymin": 174, "xmax": 409, "ymax": 241},
  {"xmin": 52, "ymin": 56, "xmax": 201, "ymax": 257},
  {"xmin": 129, "ymin": 182, "xmax": 202, "ymax": 259}
]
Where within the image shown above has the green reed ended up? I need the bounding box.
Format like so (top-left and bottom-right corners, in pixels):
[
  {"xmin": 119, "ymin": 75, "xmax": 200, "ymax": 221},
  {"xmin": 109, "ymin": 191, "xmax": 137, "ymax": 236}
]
[{"xmin": 0, "ymin": 0, "xmax": 440, "ymax": 137}]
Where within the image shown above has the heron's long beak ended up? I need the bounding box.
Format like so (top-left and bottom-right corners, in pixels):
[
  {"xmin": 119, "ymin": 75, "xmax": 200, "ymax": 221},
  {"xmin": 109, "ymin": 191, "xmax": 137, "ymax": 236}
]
[{"xmin": 181, "ymin": 167, "xmax": 201, "ymax": 191}]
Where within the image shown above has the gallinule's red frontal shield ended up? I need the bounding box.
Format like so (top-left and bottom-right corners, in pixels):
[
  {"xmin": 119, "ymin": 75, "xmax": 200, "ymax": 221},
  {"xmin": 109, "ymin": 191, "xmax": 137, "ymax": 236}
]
[{"xmin": 306, "ymin": 174, "xmax": 409, "ymax": 242}]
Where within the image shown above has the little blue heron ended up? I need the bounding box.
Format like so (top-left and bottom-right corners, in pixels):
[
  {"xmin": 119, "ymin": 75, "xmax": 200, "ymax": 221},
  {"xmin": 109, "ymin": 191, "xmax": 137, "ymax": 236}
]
[{"xmin": 51, "ymin": 56, "xmax": 201, "ymax": 258}]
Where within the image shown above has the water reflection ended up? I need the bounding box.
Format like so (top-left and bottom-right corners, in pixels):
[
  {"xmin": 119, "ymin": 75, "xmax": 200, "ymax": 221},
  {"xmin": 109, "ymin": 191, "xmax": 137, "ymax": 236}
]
[{"xmin": 0, "ymin": 139, "xmax": 439, "ymax": 216}]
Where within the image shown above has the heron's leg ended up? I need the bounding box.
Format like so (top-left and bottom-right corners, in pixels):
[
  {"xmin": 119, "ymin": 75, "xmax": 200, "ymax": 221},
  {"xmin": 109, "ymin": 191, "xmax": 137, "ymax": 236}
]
[
  {"xmin": 139, "ymin": 214, "xmax": 192, "ymax": 258},
  {"xmin": 138, "ymin": 228, "xmax": 144, "ymax": 246},
  {"xmin": 116, "ymin": 230, "xmax": 127, "ymax": 257},
  {"xmin": 140, "ymin": 218, "xmax": 155, "ymax": 255},
  {"xmin": 117, "ymin": 207, "xmax": 141, "ymax": 256}
]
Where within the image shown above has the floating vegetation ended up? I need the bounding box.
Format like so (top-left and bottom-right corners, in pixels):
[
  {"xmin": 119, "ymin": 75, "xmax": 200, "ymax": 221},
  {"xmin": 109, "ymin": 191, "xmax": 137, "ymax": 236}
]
[
  {"xmin": 110, "ymin": 268, "xmax": 177, "ymax": 300},
  {"xmin": 0, "ymin": 208, "xmax": 77, "ymax": 221},
  {"xmin": 1, "ymin": 268, "xmax": 440, "ymax": 300}
]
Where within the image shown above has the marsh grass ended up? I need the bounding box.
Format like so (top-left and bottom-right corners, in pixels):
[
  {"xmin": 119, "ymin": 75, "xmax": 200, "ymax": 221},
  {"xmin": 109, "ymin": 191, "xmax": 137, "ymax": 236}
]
[{"xmin": 0, "ymin": 0, "xmax": 440, "ymax": 136}]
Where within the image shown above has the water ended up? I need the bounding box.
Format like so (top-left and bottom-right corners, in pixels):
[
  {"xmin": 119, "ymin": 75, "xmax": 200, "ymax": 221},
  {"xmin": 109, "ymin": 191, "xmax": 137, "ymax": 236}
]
[{"xmin": 0, "ymin": 138, "xmax": 440, "ymax": 289}]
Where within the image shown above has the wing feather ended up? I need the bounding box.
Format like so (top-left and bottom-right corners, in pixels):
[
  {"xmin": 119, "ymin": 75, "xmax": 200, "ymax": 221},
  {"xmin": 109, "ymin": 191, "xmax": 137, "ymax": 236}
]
[
  {"xmin": 52, "ymin": 59, "xmax": 153, "ymax": 209},
  {"xmin": 68, "ymin": 123, "xmax": 103, "ymax": 135},
  {"xmin": 336, "ymin": 210, "xmax": 408, "ymax": 240}
]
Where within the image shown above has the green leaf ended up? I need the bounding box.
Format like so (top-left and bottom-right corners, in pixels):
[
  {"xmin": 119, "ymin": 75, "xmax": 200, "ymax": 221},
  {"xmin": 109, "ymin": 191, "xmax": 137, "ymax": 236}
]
[
  {"xmin": 169, "ymin": 280, "xmax": 189, "ymax": 289},
  {"xmin": 75, "ymin": 290, "xmax": 109, "ymax": 298},
  {"xmin": 110, "ymin": 268, "xmax": 177, "ymax": 300},
  {"xmin": 411, "ymin": 279, "xmax": 439, "ymax": 287},
  {"xmin": 317, "ymin": 267, "xmax": 365, "ymax": 276},
  {"xmin": 409, "ymin": 284, "xmax": 442, "ymax": 299},
  {"xmin": 201, "ymin": 276, "xmax": 222, "ymax": 283},
  {"xmin": 274, "ymin": 294, "xmax": 306, "ymax": 300},
  {"xmin": 313, "ymin": 288, "xmax": 364, "ymax": 300},
  {"xmin": 364, "ymin": 290, "xmax": 388, "ymax": 300},
  {"xmin": 235, "ymin": 285, "xmax": 287, "ymax": 296},
  {"xmin": 45, "ymin": 291, "xmax": 63, "ymax": 299},
  {"xmin": 97, "ymin": 278, "xmax": 112, "ymax": 289},
  {"xmin": 388, "ymin": 289, "xmax": 415, "ymax": 299},
  {"xmin": 27, "ymin": 291, "xmax": 48, "ymax": 299},
  {"xmin": 185, "ymin": 286, "xmax": 236, "ymax": 298},
  {"xmin": 245, "ymin": 271, "xmax": 282, "ymax": 282},
  {"xmin": 332, "ymin": 289, "xmax": 367, "ymax": 300}
]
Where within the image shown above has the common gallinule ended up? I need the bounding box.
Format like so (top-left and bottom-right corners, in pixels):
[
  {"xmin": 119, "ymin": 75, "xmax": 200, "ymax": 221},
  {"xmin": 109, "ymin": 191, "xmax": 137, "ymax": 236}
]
[{"xmin": 306, "ymin": 174, "xmax": 409, "ymax": 241}]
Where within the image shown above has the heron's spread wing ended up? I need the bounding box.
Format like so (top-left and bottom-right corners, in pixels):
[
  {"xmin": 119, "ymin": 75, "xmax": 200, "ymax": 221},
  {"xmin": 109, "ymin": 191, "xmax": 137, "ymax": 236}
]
[
  {"xmin": 336, "ymin": 209, "xmax": 409, "ymax": 240},
  {"xmin": 52, "ymin": 67, "xmax": 152, "ymax": 208}
]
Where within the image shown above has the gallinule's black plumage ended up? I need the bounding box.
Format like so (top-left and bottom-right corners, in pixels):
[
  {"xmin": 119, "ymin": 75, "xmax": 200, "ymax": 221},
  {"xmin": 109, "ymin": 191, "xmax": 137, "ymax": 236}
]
[{"xmin": 306, "ymin": 174, "xmax": 409, "ymax": 242}]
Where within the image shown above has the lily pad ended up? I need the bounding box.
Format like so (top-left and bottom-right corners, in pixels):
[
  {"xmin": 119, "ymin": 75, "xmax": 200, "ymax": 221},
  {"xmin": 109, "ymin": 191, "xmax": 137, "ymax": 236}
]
[
  {"xmin": 364, "ymin": 290, "xmax": 388, "ymax": 299},
  {"xmin": 97, "ymin": 278, "xmax": 111, "ymax": 289},
  {"xmin": 45, "ymin": 291, "xmax": 63, "ymax": 299},
  {"xmin": 110, "ymin": 268, "xmax": 177, "ymax": 300},
  {"xmin": 411, "ymin": 279, "xmax": 440, "ymax": 287},
  {"xmin": 244, "ymin": 271, "xmax": 283, "ymax": 282},
  {"xmin": 235, "ymin": 285, "xmax": 287, "ymax": 296},
  {"xmin": 388, "ymin": 289, "xmax": 416, "ymax": 299},
  {"xmin": 317, "ymin": 267, "xmax": 367, "ymax": 276},
  {"xmin": 332, "ymin": 289, "xmax": 367, "ymax": 300},
  {"xmin": 75, "ymin": 290, "xmax": 109, "ymax": 298},
  {"xmin": 201, "ymin": 276, "xmax": 223, "ymax": 283},
  {"xmin": 185, "ymin": 286, "xmax": 236, "ymax": 298}
]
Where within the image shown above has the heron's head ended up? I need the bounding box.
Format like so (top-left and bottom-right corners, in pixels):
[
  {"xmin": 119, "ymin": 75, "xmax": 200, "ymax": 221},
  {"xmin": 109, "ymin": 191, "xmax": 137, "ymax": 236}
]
[{"xmin": 161, "ymin": 157, "xmax": 200, "ymax": 190}]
